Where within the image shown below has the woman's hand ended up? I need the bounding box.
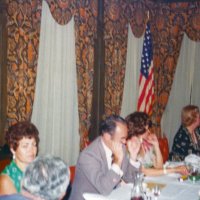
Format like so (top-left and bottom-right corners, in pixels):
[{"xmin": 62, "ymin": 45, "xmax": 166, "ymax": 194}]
[
  {"xmin": 141, "ymin": 138, "xmax": 152, "ymax": 152},
  {"xmin": 142, "ymin": 133, "xmax": 163, "ymax": 168},
  {"xmin": 172, "ymin": 165, "xmax": 189, "ymax": 175},
  {"xmin": 147, "ymin": 134, "xmax": 159, "ymax": 147},
  {"xmin": 127, "ymin": 136, "xmax": 141, "ymax": 161}
]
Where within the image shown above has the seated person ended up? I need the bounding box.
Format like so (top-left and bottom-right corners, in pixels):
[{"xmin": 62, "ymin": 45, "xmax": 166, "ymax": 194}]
[
  {"xmin": 69, "ymin": 115, "xmax": 141, "ymax": 200},
  {"xmin": 170, "ymin": 105, "xmax": 200, "ymax": 161},
  {"xmin": 126, "ymin": 111, "xmax": 188, "ymax": 176},
  {"xmin": 0, "ymin": 122, "xmax": 39, "ymax": 195},
  {"xmin": 0, "ymin": 155, "xmax": 70, "ymax": 200}
]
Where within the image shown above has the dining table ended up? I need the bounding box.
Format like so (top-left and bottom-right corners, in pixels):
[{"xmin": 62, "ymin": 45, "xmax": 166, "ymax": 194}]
[{"xmin": 83, "ymin": 172, "xmax": 200, "ymax": 200}]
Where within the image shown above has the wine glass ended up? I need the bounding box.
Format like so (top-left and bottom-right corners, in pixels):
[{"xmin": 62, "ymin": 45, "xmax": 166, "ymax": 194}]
[{"xmin": 152, "ymin": 185, "xmax": 160, "ymax": 199}]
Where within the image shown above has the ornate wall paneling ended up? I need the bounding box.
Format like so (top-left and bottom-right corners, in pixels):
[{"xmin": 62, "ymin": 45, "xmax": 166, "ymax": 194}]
[
  {"xmin": 5, "ymin": 0, "xmax": 200, "ymax": 146},
  {"xmin": 103, "ymin": 0, "xmax": 148, "ymax": 117},
  {"xmin": 6, "ymin": 0, "xmax": 42, "ymax": 127},
  {"xmin": 184, "ymin": 1, "xmax": 200, "ymax": 41},
  {"xmin": 89, "ymin": 0, "xmax": 106, "ymax": 141},
  {"xmin": 104, "ymin": 0, "xmax": 128, "ymax": 116},
  {"xmin": 129, "ymin": 0, "xmax": 148, "ymax": 38},
  {"xmin": 74, "ymin": 0, "xmax": 97, "ymax": 149},
  {"xmin": 149, "ymin": 1, "xmax": 200, "ymax": 135},
  {"xmin": 0, "ymin": 0, "xmax": 7, "ymax": 144},
  {"xmin": 45, "ymin": 0, "xmax": 75, "ymax": 24}
]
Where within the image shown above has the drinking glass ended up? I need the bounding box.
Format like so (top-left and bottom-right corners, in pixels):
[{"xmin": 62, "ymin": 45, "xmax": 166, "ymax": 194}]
[{"xmin": 130, "ymin": 172, "xmax": 145, "ymax": 200}]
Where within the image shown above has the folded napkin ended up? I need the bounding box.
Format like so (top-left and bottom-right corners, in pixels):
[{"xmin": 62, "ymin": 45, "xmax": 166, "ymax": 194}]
[{"xmin": 184, "ymin": 154, "xmax": 200, "ymax": 169}]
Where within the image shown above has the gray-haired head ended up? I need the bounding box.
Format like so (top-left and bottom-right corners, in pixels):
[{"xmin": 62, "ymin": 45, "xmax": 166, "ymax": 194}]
[
  {"xmin": 99, "ymin": 115, "xmax": 127, "ymax": 136},
  {"xmin": 21, "ymin": 155, "xmax": 70, "ymax": 200}
]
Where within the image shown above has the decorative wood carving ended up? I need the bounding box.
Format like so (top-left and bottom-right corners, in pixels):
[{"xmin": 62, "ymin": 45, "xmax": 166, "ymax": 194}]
[{"xmin": 0, "ymin": 0, "xmax": 7, "ymax": 145}]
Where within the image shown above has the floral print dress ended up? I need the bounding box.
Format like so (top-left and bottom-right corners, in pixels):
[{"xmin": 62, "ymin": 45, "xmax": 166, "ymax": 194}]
[{"xmin": 170, "ymin": 126, "xmax": 200, "ymax": 161}]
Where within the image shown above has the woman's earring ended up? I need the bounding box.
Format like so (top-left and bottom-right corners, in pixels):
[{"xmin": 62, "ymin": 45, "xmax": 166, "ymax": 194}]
[{"xmin": 13, "ymin": 153, "xmax": 16, "ymax": 160}]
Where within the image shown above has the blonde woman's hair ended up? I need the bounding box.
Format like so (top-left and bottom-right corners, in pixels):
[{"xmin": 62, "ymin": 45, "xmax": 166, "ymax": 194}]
[{"xmin": 181, "ymin": 105, "xmax": 199, "ymax": 127}]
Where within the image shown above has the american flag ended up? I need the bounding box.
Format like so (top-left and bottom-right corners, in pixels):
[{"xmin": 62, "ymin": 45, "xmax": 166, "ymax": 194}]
[{"xmin": 137, "ymin": 23, "xmax": 154, "ymax": 115}]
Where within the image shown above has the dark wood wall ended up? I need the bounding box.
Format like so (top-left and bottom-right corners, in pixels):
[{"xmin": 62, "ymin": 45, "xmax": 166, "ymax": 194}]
[{"xmin": 0, "ymin": 0, "xmax": 7, "ymax": 145}]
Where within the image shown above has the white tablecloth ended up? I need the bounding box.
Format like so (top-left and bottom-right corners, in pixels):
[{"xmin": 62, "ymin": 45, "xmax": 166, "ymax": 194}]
[
  {"xmin": 145, "ymin": 175, "xmax": 200, "ymax": 200},
  {"xmin": 83, "ymin": 174, "xmax": 200, "ymax": 200}
]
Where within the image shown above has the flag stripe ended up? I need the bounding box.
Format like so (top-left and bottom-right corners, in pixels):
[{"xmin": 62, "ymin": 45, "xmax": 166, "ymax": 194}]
[
  {"xmin": 138, "ymin": 63, "xmax": 154, "ymax": 113},
  {"xmin": 137, "ymin": 23, "xmax": 154, "ymax": 115},
  {"xmin": 138, "ymin": 63, "xmax": 153, "ymax": 109}
]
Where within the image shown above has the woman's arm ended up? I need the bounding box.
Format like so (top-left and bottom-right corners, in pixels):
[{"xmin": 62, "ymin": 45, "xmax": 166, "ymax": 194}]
[
  {"xmin": 147, "ymin": 134, "xmax": 163, "ymax": 168},
  {"xmin": 0, "ymin": 174, "xmax": 17, "ymax": 195},
  {"xmin": 141, "ymin": 165, "xmax": 188, "ymax": 176},
  {"xmin": 153, "ymin": 144, "xmax": 163, "ymax": 168}
]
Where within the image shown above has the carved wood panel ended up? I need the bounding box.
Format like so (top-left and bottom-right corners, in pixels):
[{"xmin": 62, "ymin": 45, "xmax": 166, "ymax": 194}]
[{"xmin": 0, "ymin": 0, "xmax": 7, "ymax": 145}]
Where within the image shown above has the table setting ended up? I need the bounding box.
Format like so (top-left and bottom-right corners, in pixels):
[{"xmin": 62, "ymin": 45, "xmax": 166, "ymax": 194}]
[
  {"xmin": 83, "ymin": 167, "xmax": 200, "ymax": 200},
  {"xmin": 83, "ymin": 157, "xmax": 200, "ymax": 200}
]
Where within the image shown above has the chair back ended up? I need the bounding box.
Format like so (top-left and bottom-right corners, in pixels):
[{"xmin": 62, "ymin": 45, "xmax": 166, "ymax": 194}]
[
  {"xmin": 158, "ymin": 136, "xmax": 169, "ymax": 163},
  {"xmin": 0, "ymin": 158, "xmax": 11, "ymax": 173},
  {"xmin": 69, "ymin": 165, "xmax": 76, "ymax": 183}
]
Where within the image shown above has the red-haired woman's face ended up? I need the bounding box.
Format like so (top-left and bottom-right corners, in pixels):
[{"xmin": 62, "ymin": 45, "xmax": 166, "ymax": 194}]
[{"xmin": 11, "ymin": 137, "xmax": 37, "ymax": 167}]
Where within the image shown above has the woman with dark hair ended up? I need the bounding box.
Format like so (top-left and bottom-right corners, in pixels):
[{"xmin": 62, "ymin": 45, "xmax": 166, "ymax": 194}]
[
  {"xmin": 126, "ymin": 112, "xmax": 188, "ymax": 176},
  {"xmin": 170, "ymin": 105, "xmax": 200, "ymax": 161},
  {"xmin": 0, "ymin": 121, "xmax": 39, "ymax": 195}
]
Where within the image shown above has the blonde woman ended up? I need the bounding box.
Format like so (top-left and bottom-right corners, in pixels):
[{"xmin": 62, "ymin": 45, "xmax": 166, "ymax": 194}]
[{"xmin": 170, "ymin": 105, "xmax": 200, "ymax": 161}]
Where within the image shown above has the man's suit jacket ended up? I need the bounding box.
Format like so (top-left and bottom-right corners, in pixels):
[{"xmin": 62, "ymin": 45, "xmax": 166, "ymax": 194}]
[{"xmin": 69, "ymin": 137, "xmax": 139, "ymax": 200}]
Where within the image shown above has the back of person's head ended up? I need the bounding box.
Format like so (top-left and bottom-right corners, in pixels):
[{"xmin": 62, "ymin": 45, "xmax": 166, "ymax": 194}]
[
  {"xmin": 126, "ymin": 111, "xmax": 152, "ymax": 138},
  {"xmin": 181, "ymin": 105, "xmax": 199, "ymax": 127},
  {"xmin": 6, "ymin": 121, "xmax": 39, "ymax": 150},
  {"xmin": 21, "ymin": 155, "xmax": 70, "ymax": 200},
  {"xmin": 99, "ymin": 115, "xmax": 127, "ymax": 136}
]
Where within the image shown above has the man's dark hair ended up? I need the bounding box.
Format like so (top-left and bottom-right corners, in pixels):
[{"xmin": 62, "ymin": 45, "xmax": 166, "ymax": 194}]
[{"xmin": 99, "ymin": 115, "xmax": 127, "ymax": 136}]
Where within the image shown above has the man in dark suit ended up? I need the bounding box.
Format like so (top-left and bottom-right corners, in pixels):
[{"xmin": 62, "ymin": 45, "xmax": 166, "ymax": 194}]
[{"xmin": 69, "ymin": 115, "xmax": 141, "ymax": 200}]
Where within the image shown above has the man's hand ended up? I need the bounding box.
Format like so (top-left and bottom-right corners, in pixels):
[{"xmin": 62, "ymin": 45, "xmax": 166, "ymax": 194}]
[{"xmin": 110, "ymin": 142, "xmax": 124, "ymax": 167}]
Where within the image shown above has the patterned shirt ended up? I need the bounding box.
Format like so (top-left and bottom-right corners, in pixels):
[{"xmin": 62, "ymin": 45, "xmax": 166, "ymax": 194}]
[
  {"xmin": 1, "ymin": 160, "xmax": 23, "ymax": 192},
  {"xmin": 170, "ymin": 126, "xmax": 200, "ymax": 161}
]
